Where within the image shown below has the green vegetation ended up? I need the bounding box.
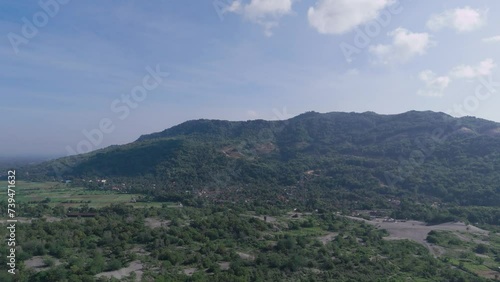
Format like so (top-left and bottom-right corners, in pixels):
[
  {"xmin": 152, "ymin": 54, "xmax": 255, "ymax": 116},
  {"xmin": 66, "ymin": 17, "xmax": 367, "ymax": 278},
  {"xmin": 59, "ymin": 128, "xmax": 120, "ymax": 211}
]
[
  {"xmin": 426, "ymin": 231, "xmax": 462, "ymax": 246},
  {"xmin": 24, "ymin": 111, "xmax": 500, "ymax": 227},
  {"xmin": 0, "ymin": 201, "xmax": 494, "ymax": 281},
  {"xmin": 3, "ymin": 111, "xmax": 500, "ymax": 281},
  {"xmin": 426, "ymin": 230, "xmax": 500, "ymax": 279}
]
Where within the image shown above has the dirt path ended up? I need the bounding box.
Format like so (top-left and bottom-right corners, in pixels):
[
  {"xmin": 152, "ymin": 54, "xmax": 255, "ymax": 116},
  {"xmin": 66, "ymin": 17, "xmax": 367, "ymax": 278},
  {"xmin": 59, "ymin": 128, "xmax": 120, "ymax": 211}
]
[{"xmin": 0, "ymin": 217, "xmax": 33, "ymax": 224}]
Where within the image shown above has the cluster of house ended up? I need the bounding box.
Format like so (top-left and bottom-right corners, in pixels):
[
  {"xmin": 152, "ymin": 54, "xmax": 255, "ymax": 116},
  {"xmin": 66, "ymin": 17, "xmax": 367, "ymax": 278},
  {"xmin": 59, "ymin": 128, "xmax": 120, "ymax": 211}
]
[{"xmin": 64, "ymin": 178, "xmax": 134, "ymax": 192}]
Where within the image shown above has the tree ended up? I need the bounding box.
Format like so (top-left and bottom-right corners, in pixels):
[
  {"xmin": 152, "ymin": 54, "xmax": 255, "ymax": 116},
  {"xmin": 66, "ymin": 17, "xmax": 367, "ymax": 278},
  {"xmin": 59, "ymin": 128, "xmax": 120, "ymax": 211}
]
[{"xmin": 475, "ymin": 243, "xmax": 489, "ymax": 254}]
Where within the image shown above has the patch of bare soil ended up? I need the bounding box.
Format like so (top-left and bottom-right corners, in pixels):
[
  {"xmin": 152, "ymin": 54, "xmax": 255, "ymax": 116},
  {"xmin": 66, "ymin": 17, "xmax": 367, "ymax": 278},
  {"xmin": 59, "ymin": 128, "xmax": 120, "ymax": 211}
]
[
  {"xmin": 144, "ymin": 217, "xmax": 170, "ymax": 228},
  {"xmin": 130, "ymin": 245, "xmax": 151, "ymax": 256},
  {"xmin": 486, "ymin": 127, "xmax": 500, "ymax": 136},
  {"xmin": 477, "ymin": 269, "xmax": 500, "ymax": 280},
  {"xmin": 25, "ymin": 256, "xmax": 61, "ymax": 272},
  {"xmin": 218, "ymin": 262, "xmax": 230, "ymax": 270},
  {"xmin": 43, "ymin": 216, "xmax": 62, "ymax": 222},
  {"xmin": 183, "ymin": 268, "xmax": 197, "ymax": 276},
  {"xmin": 475, "ymin": 253, "xmax": 490, "ymax": 259},
  {"xmin": 236, "ymin": 252, "xmax": 255, "ymax": 260},
  {"xmin": 24, "ymin": 257, "xmax": 46, "ymax": 269},
  {"xmin": 317, "ymin": 232, "xmax": 338, "ymax": 245},
  {"xmin": 221, "ymin": 146, "xmax": 244, "ymax": 158},
  {"xmin": 286, "ymin": 211, "xmax": 312, "ymax": 219},
  {"xmin": 305, "ymin": 268, "xmax": 322, "ymax": 274},
  {"xmin": 95, "ymin": 260, "xmax": 143, "ymax": 281},
  {"xmin": 255, "ymin": 143, "xmax": 276, "ymax": 154},
  {"xmin": 346, "ymin": 216, "xmax": 488, "ymax": 257},
  {"xmin": 250, "ymin": 215, "xmax": 276, "ymax": 223}
]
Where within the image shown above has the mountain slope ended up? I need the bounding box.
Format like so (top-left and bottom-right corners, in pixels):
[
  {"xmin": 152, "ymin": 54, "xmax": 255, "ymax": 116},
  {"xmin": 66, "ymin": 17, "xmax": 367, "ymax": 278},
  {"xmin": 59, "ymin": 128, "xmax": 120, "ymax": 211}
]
[{"xmin": 26, "ymin": 111, "xmax": 500, "ymax": 215}]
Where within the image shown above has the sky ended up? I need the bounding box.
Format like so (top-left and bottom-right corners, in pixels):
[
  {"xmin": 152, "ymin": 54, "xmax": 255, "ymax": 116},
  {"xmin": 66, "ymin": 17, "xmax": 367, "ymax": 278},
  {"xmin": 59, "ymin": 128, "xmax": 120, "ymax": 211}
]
[{"xmin": 1, "ymin": 0, "xmax": 500, "ymax": 158}]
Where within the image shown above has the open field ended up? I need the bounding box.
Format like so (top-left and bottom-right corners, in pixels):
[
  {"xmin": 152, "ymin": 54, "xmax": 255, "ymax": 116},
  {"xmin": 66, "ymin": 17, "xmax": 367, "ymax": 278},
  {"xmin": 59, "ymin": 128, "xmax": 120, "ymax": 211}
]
[{"xmin": 0, "ymin": 181, "xmax": 168, "ymax": 209}]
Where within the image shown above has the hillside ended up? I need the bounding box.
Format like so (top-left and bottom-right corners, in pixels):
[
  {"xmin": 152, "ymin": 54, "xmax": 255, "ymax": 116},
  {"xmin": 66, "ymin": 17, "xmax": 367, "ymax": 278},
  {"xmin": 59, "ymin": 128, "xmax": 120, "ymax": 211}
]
[{"xmin": 25, "ymin": 111, "xmax": 500, "ymax": 225}]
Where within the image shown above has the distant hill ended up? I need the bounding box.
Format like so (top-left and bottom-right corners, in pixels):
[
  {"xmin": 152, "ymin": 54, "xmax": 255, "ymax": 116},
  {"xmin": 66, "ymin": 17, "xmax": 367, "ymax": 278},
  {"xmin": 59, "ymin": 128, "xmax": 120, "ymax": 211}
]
[
  {"xmin": 25, "ymin": 111, "xmax": 500, "ymax": 216},
  {"xmin": 0, "ymin": 156, "xmax": 54, "ymax": 178}
]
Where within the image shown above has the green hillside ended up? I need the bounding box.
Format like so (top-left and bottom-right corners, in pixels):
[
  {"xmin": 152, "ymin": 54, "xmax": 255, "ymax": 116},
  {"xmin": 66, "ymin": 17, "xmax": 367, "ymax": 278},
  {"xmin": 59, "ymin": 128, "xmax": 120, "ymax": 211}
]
[{"xmin": 25, "ymin": 111, "xmax": 500, "ymax": 225}]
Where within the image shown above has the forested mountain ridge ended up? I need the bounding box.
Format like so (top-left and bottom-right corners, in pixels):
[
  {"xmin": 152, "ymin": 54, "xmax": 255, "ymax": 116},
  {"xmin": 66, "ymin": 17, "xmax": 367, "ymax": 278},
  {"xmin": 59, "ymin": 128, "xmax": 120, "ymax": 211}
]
[{"xmin": 25, "ymin": 111, "xmax": 500, "ymax": 223}]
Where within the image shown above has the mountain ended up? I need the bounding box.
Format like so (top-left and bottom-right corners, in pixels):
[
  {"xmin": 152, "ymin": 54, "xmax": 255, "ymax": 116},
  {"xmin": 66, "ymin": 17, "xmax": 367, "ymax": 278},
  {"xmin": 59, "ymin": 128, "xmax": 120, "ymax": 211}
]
[{"xmin": 25, "ymin": 111, "xmax": 500, "ymax": 223}]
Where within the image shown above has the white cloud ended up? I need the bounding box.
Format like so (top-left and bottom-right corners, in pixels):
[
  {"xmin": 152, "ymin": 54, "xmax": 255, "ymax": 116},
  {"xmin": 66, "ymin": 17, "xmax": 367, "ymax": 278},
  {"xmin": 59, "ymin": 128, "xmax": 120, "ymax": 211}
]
[
  {"xmin": 227, "ymin": 0, "xmax": 293, "ymax": 36},
  {"xmin": 482, "ymin": 35, "xmax": 500, "ymax": 43},
  {"xmin": 307, "ymin": 0, "xmax": 395, "ymax": 34},
  {"xmin": 245, "ymin": 0, "xmax": 292, "ymax": 18},
  {"xmin": 418, "ymin": 59, "xmax": 496, "ymax": 97},
  {"xmin": 426, "ymin": 6, "xmax": 487, "ymax": 33},
  {"xmin": 225, "ymin": 1, "xmax": 242, "ymax": 13},
  {"xmin": 417, "ymin": 70, "xmax": 451, "ymax": 97},
  {"xmin": 369, "ymin": 28, "xmax": 432, "ymax": 64},
  {"xmin": 450, "ymin": 58, "xmax": 496, "ymax": 79}
]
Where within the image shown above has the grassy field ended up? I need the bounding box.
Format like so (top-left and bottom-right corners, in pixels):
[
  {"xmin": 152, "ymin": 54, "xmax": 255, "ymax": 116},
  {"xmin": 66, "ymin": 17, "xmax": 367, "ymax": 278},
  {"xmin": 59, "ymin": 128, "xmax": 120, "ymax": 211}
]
[{"xmin": 1, "ymin": 181, "xmax": 168, "ymax": 208}]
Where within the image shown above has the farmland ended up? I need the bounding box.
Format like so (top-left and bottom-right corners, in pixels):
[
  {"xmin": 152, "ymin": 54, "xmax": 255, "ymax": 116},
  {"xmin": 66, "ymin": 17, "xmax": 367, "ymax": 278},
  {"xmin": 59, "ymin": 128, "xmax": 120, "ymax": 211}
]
[{"xmin": 2, "ymin": 181, "xmax": 167, "ymax": 209}]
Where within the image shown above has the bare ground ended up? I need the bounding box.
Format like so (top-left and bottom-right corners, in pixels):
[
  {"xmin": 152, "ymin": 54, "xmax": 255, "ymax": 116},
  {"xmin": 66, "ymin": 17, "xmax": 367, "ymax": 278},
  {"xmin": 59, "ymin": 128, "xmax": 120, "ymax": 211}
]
[
  {"xmin": 25, "ymin": 256, "xmax": 61, "ymax": 272},
  {"xmin": 95, "ymin": 260, "xmax": 143, "ymax": 281},
  {"xmin": 43, "ymin": 216, "xmax": 62, "ymax": 222},
  {"xmin": 346, "ymin": 216, "xmax": 488, "ymax": 257},
  {"xmin": 477, "ymin": 269, "xmax": 500, "ymax": 280},
  {"xmin": 144, "ymin": 217, "xmax": 171, "ymax": 228},
  {"xmin": 130, "ymin": 245, "xmax": 151, "ymax": 256},
  {"xmin": 236, "ymin": 251, "xmax": 255, "ymax": 260},
  {"xmin": 317, "ymin": 232, "xmax": 338, "ymax": 245},
  {"xmin": 218, "ymin": 262, "xmax": 230, "ymax": 270},
  {"xmin": 183, "ymin": 267, "xmax": 197, "ymax": 276},
  {"xmin": 257, "ymin": 215, "xmax": 277, "ymax": 223},
  {"xmin": 243, "ymin": 214, "xmax": 277, "ymax": 223}
]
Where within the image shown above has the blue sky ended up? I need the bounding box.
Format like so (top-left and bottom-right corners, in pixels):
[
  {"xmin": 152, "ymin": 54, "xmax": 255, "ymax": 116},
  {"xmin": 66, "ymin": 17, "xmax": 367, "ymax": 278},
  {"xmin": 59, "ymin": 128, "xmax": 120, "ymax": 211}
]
[{"xmin": 1, "ymin": 0, "xmax": 500, "ymax": 158}]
